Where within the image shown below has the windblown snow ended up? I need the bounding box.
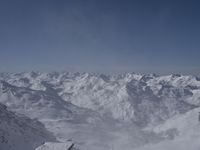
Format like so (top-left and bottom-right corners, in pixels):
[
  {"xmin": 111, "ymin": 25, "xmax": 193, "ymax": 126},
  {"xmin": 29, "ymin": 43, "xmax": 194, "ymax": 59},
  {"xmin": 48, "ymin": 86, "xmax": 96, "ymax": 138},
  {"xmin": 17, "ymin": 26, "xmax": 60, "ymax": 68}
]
[{"xmin": 0, "ymin": 72, "xmax": 200, "ymax": 150}]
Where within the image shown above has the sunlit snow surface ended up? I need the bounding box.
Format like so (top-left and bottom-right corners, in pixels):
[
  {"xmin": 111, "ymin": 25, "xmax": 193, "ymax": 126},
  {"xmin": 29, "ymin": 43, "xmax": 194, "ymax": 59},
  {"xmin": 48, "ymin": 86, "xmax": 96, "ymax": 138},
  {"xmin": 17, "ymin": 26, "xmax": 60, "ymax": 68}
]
[
  {"xmin": 0, "ymin": 72, "xmax": 200, "ymax": 150},
  {"xmin": 35, "ymin": 142, "xmax": 73, "ymax": 150}
]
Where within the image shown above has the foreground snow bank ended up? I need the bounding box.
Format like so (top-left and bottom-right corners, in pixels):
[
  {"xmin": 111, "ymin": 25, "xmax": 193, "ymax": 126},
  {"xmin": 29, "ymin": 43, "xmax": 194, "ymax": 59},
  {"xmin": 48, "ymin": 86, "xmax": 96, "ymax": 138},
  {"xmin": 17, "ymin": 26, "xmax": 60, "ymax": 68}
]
[{"xmin": 35, "ymin": 142, "xmax": 74, "ymax": 150}]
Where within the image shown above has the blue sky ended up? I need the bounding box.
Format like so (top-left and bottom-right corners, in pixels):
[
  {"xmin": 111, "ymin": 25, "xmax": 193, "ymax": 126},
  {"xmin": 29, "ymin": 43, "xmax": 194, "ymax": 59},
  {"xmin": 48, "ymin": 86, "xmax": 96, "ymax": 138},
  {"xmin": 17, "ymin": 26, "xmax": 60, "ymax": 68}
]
[{"xmin": 0, "ymin": 0, "xmax": 200, "ymax": 74}]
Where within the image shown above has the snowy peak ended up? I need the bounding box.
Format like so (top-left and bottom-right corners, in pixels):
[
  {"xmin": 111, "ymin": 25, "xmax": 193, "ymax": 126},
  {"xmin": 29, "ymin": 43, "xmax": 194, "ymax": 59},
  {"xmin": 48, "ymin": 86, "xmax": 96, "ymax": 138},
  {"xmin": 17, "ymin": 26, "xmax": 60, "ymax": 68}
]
[{"xmin": 0, "ymin": 72, "xmax": 200, "ymax": 124}]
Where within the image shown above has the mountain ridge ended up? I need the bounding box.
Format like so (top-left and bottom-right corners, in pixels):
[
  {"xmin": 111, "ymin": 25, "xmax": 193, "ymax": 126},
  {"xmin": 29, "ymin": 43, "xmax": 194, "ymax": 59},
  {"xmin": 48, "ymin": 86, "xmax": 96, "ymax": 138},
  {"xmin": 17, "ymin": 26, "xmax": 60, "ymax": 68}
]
[{"xmin": 0, "ymin": 72, "xmax": 200, "ymax": 150}]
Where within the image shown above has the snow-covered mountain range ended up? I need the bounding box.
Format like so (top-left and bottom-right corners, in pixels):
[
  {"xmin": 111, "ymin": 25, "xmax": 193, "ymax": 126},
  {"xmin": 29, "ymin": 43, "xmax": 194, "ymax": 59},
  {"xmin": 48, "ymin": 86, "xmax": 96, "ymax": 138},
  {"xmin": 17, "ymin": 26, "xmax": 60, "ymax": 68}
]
[{"xmin": 0, "ymin": 72, "xmax": 200, "ymax": 150}]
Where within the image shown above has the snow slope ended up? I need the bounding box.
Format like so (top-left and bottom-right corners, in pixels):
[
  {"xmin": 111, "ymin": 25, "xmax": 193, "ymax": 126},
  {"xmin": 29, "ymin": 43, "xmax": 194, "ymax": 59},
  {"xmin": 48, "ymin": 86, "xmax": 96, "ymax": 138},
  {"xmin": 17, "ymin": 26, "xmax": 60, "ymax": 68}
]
[
  {"xmin": 0, "ymin": 103, "xmax": 56, "ymax": 150},
  {"xmin": 0, "ymin": 72, "xmax": 200, "ymax": 150}
]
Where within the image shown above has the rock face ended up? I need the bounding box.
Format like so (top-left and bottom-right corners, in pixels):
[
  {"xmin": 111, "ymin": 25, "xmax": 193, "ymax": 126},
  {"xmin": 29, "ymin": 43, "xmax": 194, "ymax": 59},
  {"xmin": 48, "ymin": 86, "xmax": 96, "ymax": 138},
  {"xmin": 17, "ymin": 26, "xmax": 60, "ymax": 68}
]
[
  {"xmin": 0, "ymin": 72, "xmax": 200, "ymax": 150},
  {"xmin": 0, "ymin": 103, "xmax": 56, "ymax": 150}
]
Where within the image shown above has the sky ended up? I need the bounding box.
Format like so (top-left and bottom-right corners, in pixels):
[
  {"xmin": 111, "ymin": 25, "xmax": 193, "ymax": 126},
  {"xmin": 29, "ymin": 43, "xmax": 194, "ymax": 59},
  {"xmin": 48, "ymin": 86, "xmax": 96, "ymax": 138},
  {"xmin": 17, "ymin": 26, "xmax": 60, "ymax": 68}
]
[{"xmin": 0, "ymin": 0, "xmax": 200, "ymax": 74}]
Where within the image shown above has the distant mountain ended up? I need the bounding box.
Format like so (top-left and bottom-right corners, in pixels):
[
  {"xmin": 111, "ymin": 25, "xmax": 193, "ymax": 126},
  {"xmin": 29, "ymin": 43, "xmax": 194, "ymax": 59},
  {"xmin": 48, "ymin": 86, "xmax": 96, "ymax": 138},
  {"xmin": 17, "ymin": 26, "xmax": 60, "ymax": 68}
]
[{"xmin": 0, "ymin": 72, "xmax": 200, "ymax": 150}]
